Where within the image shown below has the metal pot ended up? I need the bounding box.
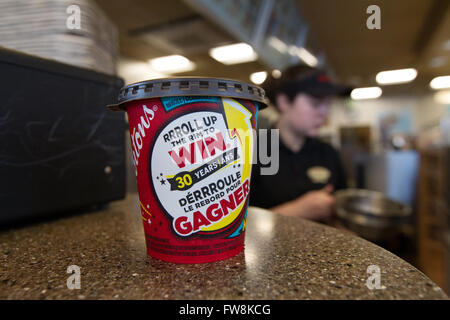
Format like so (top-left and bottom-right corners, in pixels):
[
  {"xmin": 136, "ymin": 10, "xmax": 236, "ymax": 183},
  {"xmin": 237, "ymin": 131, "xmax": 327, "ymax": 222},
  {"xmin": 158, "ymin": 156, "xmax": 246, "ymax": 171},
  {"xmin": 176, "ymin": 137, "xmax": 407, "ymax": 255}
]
[{"xmin": 335, "ymin": 189, "xmax": 411, "ymax": 242}]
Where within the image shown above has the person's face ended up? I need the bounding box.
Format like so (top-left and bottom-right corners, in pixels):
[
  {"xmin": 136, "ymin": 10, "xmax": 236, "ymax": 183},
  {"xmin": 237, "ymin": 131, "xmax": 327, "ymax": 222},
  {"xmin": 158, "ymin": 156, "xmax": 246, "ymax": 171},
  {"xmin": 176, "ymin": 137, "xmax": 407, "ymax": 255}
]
[{"xmin": 278, "ymin": 93, "xmax": 332, "ymax": 137}]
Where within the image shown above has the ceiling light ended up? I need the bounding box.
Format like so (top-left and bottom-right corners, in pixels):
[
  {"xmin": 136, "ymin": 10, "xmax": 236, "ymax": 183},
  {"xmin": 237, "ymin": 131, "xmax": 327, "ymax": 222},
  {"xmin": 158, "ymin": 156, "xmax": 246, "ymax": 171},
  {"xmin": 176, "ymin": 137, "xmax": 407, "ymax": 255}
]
[
  {"xmin": 148, "ymin": 55, "xmax": 195, "ymax": 74},
  {"xmin": 433, "ymin": 90, "xmax": 450, "ymax": 104},
  {"xmin": 250, "ymin": 71, "xmax": 268, "ymax": 85},
  {"xmin": 297, "ymin": 48, "xmax": 318, "ymax": 67},
  {"xmin": 268, "ymin": 36, "xmax": 288, "ymax": 53},
  {"xmin": 288, "ymin": 46, "xmax": 297, "ymax": 56},
  {"xmin": 288, "ymin": 46, "xmax": 318, "ymax": 67},
  {"xmin": 350, "ymin": 87, "xmax": 382, "ymax": 100},
  {"xmin": 272, "ymin": 69, "xmax": 282, "ymax": 78},
  {"xmin": 375, "ymin": 68, "xmax": 417, "ymax": 85},
  {"xmin": 118, "ymin": 58, "xmax": 167, "ymax": 84},
  {"xmin": 430, "ymin": 75, "xmax": 450, "ymax": 90},
  {"xmin": 209, "ymin": 43, "xmax": 258, "ymax": 65}
]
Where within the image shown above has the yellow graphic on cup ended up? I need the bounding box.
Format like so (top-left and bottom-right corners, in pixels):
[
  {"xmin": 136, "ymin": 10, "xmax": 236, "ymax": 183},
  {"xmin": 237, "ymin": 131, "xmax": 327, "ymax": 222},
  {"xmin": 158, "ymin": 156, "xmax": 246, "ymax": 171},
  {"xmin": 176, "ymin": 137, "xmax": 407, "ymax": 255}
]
[{"xmin": 200, "ymin": 98, "xmax": 253, "ymax": 232}]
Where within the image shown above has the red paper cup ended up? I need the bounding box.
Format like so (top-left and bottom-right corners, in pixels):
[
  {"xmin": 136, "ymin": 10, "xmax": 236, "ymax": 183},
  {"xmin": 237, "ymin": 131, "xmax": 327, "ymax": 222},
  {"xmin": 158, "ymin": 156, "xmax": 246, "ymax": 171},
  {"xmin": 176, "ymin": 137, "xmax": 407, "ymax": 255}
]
[{"xmin": 109, "ymin": 78, "xmax": 267, "ymax": 263}]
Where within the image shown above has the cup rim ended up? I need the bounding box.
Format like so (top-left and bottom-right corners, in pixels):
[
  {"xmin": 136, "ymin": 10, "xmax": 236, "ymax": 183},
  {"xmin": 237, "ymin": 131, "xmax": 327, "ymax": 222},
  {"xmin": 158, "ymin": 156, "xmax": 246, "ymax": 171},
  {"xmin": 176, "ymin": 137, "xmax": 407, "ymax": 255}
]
[{"xmin": 108, "ymin": 77, "xmax": 269, "ymax": 111}]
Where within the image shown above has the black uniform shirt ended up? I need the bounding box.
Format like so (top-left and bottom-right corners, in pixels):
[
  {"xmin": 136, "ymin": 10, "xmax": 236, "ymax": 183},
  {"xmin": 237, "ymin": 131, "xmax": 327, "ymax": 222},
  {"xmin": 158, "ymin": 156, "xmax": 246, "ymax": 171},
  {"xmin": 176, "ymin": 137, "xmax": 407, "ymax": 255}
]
[{"xmin": 249, "ymin": 133, "xmax": 347, "ymax": 209}]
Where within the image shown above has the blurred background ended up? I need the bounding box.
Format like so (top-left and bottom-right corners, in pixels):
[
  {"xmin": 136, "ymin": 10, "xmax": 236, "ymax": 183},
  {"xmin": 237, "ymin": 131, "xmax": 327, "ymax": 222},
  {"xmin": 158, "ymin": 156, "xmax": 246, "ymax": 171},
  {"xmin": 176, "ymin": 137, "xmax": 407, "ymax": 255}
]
[{"xmin": 0, "ymin": 0, "xmax": 449, "ymax": 292}]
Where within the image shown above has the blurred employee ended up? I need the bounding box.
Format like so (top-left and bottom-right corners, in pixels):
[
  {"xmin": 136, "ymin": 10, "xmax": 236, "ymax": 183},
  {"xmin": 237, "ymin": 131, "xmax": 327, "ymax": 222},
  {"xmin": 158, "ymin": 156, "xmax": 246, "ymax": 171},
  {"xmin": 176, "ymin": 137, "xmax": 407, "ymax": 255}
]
[{"xmin": 250, "ymin": 64, "xmax": 351, "ymax": 221}]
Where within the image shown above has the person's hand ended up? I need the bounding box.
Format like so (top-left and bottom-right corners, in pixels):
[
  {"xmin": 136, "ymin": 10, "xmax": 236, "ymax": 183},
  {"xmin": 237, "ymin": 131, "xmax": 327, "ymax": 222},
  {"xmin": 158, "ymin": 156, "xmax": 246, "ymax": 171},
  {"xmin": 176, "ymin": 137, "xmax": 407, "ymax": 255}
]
[{"xmin": 293, "ymin": 184, "xmax": 335, "ymax": 221}]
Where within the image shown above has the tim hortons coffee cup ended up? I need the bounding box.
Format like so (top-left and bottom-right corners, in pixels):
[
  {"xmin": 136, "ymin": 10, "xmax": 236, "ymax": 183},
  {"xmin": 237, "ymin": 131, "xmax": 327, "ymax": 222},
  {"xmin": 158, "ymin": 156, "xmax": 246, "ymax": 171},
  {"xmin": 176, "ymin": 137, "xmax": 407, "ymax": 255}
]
[{"xmin": 108, "ymin": 78, "xmax": 268, "ymax": 263}]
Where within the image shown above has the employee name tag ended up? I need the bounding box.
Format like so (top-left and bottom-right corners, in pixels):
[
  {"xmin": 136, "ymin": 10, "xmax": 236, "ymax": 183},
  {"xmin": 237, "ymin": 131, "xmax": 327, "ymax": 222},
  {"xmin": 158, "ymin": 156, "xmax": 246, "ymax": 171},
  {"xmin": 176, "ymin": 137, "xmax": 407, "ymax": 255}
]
[{"xmin": 307, "ymin": 166, "xmax": 331, "ymax": 184}]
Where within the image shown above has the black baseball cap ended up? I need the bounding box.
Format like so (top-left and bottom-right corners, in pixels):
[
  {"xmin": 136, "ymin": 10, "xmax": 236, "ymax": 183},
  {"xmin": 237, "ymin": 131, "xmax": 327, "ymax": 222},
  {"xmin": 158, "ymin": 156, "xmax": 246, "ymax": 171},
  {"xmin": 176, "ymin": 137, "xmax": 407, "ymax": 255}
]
[{"xmin": 264, "ymin": 65, "xmax": 353, "ymax": 103}]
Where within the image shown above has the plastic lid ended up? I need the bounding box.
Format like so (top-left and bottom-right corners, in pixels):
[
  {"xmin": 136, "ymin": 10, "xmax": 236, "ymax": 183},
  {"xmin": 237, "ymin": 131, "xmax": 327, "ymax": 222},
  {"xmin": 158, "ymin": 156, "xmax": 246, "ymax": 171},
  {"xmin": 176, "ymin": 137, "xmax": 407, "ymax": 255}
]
[{"xmin": 108, "ymin": 77, "xmax": 269, "ymax": 111}]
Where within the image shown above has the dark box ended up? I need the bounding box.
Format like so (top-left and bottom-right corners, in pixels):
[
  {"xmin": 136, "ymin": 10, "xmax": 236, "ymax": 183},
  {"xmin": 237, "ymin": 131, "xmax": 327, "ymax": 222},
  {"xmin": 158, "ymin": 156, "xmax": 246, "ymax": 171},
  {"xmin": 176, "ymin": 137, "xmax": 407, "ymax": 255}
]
[{"xmin": 0, "ymin": 48, "xmax": 126, "ymax": 226}]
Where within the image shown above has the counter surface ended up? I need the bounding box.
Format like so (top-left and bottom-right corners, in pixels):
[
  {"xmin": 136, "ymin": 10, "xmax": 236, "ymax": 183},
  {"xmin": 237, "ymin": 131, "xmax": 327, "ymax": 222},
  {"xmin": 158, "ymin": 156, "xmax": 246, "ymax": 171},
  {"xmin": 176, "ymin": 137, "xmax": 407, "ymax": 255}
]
[{"xmin": 0, "ymin": 194, "xmax": 447, "ymax": 299}]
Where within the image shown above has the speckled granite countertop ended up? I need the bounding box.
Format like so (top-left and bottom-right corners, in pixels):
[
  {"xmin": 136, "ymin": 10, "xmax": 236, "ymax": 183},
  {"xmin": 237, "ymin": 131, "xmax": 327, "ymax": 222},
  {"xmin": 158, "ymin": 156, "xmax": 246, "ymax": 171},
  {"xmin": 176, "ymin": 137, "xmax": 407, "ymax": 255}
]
[{"xmin": 0, "ymin": 193, "xmax": 447, "ymax": 300}]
